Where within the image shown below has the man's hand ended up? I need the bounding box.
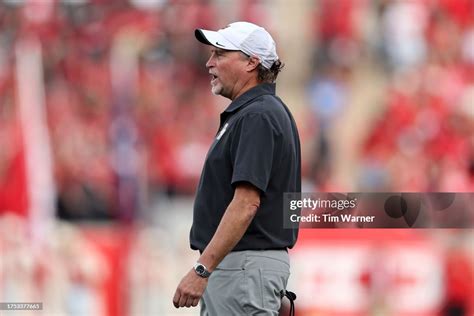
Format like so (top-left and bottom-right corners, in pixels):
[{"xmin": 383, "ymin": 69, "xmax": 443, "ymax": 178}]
[{"xmin": 173, "ymin": 269, "xmax": 208, "ymax": 308}]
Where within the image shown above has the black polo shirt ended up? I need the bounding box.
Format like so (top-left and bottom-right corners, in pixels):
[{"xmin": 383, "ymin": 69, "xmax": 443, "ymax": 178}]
[{"xmin": 190, "ymin": 83, "xmax": 301, "ymax": 252}]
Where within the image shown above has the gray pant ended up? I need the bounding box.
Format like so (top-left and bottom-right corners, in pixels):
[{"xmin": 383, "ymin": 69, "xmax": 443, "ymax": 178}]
[{"xmin": 200, "ymin": 250, "xmax": 290, "ymax": 316}]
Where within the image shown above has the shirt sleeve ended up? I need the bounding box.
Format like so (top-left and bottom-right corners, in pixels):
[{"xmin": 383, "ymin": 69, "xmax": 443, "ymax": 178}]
[{"xmin": 230, "ymin": 113, "xmax": 276, "ymax": 193}]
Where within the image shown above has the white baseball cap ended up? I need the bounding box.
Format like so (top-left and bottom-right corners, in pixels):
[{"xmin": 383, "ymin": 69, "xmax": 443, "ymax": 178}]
[{"xmin": 195, "ymin": 21, "xmax": 279, "ymax": 69}]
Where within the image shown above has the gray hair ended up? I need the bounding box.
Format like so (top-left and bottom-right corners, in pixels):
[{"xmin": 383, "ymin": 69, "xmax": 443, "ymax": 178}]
[
  {"xmin": 257, "ymin": 59, "xmax": 284, "ymax": 83},
  {"xmin": 239, "ymin": 52, "xmax": 284, "ymax": 83}
]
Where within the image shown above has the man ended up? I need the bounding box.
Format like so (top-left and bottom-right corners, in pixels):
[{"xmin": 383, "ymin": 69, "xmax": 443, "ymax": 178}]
[{"xmin": 173, "ymin": 21, "xmax": 301, "ymax": 315}]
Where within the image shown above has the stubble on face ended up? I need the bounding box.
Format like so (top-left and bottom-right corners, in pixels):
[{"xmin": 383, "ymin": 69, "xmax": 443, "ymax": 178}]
[{"xmin": 210, "ymin": 79, "xmax": 222, "ymax": 96}]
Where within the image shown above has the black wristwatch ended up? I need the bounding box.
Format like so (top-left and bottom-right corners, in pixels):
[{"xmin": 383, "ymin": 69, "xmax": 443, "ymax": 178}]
[{"xmin": 193, "ymin": 262, "xmax": 211, "ymax": 278}]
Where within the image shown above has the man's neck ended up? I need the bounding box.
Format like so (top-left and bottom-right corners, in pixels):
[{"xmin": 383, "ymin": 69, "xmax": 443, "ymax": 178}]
[{"xmin": 230, "ymin": 77, "xmax": 260, "ymax": 101}]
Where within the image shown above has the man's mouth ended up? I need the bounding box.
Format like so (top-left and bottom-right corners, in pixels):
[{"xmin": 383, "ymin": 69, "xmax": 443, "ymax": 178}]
[{"xmin": 210, "ymin": 74, "xmax": 218, "ymax": 84}]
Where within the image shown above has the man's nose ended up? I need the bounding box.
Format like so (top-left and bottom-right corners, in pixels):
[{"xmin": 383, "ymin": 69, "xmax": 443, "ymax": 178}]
[{"xmin": 206, "ymin": 55, "xmax": 215, "ymax": 68}]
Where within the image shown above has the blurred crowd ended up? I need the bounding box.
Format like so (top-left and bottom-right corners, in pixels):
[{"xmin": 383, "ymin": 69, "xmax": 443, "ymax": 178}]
[
  {"xmin": 360, "ymin": 0, "xmax": 473, "ymax": 192},
  {"xmin": 306, "ymin": 0, "xmax": 473, "ymax": 191},
  {"xmin": 0, "ymin": 0, "xmax": 473, "ymax": 221},
  {"xmin": 0, "ymin": 0, "xmax": 221, "ymax": 220}
]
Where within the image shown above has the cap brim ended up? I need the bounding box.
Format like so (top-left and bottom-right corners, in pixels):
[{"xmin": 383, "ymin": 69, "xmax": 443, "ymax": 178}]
[{"xmin": 195, "ymin": 29, "xmax": 239, "ymax": 50}]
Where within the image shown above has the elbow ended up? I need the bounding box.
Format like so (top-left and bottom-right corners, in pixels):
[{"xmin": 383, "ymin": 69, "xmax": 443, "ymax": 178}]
[
  {"xmin": 234, "ymin": 183, "xmax": 261, "ymax": 221},
  {"xmin": 246, "ymin": 198, "xmax": 260, "ymax": 219},
  {"xmin": 240, "ymin": 201, "xmax": 259, "ymax": 224}
]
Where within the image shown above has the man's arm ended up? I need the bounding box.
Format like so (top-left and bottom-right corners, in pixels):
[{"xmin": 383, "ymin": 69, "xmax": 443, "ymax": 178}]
[
  {"xmin": 199, "ymin": 182, "xmax": 260, "ymax": 270},
  {"xmin": 173, "ymin": 182, "xmax": 260, "ymax": 308}
]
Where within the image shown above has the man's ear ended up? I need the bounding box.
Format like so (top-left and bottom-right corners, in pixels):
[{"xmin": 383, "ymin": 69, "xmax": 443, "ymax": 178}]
[{"xmin": 246, "ymin": 56, "xmax": 260, "ymax": 72}]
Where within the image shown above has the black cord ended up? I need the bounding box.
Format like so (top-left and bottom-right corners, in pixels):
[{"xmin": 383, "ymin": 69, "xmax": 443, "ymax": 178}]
[{"xmin": 280, "ymin": 290, "xmax": 297, "ymax": 316}]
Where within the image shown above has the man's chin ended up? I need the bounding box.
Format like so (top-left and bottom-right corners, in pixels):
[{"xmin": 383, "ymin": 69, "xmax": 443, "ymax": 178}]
[{"xmin": 211, "ymin": 86, "xmax": 222, "ymax": 96}]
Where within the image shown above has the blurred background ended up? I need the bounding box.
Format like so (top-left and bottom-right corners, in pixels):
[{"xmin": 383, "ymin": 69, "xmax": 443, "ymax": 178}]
[{"xmin": 0, "ymin": 0, "xmax": 473, "ymax": 315}]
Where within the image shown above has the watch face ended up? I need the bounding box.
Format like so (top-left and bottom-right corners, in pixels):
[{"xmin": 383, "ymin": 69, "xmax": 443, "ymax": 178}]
[{"xmin": 196, "ymin": 265, "xmax": 204, "ymax": 274}]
